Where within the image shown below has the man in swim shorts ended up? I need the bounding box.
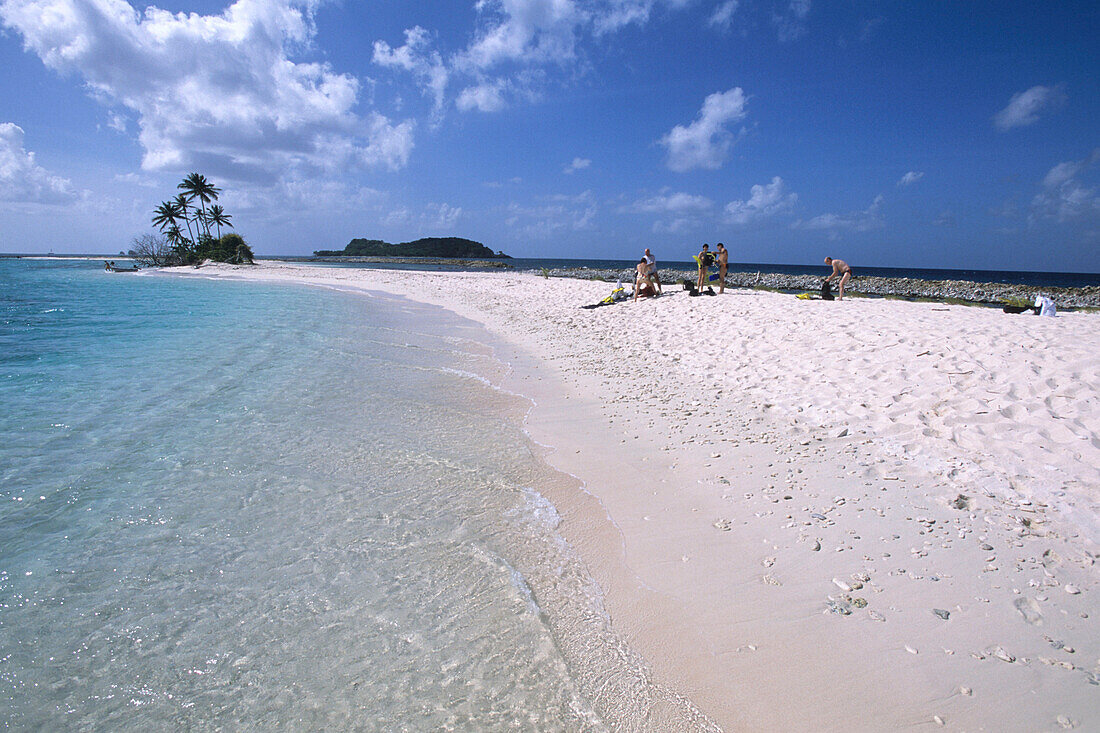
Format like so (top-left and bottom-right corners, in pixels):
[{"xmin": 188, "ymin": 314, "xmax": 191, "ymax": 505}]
[
  {"xmin": 643, "ymin": 248, "xmax": 662, "ymax": 293},
  {"xmin": 824, "ymin": 257, "xmax": 852, "ymax": 300},
  {"xmin": 716, "ymin": 243, "xmax": 729, "ymax": 294}
]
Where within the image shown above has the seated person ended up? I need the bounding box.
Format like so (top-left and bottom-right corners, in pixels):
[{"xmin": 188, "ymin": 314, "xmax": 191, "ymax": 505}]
[{"xmin": 634, "ymin": 258, "xmax": 657, "ymax": 300}]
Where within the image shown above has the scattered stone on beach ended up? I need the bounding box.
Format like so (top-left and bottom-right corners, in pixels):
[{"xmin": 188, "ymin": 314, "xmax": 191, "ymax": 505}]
[
  {"xmin": 763, "ymin": 574, "xmax": 782, "ymax": 586},
  {"xmin": 833, "ymin": 578, "xmax": 852, "ymax": 592},
  {"xmin": 958, "ymin": 686, "xmax": 972, "ymax": 696},
  {"xmin": 990, "ymin": 647, "xmax": 1016, "ymax": 663},
  {"xmin": 905, "ymin": 645, "xmax": 919, "ymax": 655},
  {"xmin": 868, "ymin": 609, "xmax": 886, "ymax": 622},
  {"xmin": 1064, "ymin": 584, "xmax": 1081, "ymax": 594},
  {"xmin": 933, "ymin": 608, "xmax": 951, "ymax": 620},
  {"xmin": 951, "ymin": 494, "xmax": 970, "ymax": 510},
  {"xmin": 1057, "ymin": 714, "xmax": 1076, "ymax": 729},
  {"xmin": 810, "ymin": 540, "xmax": 822, "ymax": 551},
  {"xmin": 933, "ymin": 715, "xmax": 946, "ymax": 726},
  {"xmin": 713, "ymin": 518, "xmax": 732, "ymax": 531},
  {"xmin": 852, "ymin": 597, "xmax": 868, "ymax": 608}
]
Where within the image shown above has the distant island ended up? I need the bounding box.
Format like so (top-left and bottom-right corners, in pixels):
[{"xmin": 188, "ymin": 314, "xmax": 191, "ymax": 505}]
[{"xmin": 314, "ymin": 237, "xmax": 508, "ymax": 259}]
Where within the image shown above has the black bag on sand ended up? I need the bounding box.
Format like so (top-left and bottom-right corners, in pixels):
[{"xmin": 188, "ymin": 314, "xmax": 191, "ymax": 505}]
[{"xmin": 821, "ymin": 281, "xmax": 834, "ymax": 301}]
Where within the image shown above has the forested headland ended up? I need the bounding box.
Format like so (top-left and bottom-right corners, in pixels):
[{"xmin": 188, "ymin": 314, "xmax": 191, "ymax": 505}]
[{"xmin": 314, "ymin": 237, "xmax": 507, "ymax": 259}]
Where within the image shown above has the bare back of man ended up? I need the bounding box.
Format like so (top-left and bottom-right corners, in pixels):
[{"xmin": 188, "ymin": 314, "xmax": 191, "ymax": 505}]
[{"xmin": 824, "ymin": 257, "xmax": 852, "ymax": 300}]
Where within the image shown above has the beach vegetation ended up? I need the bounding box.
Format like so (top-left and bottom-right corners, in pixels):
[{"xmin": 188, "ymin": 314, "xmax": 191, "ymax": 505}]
[
  {"xmin": 138, "ymin": 173, "xmax": 248, "ymax": 267},
  {"xmin": 128, "ymin": 232, "xmax": 174, "ymax": 267},
  {"xmin": 540, "ymin": 268, "xmax": 549, "ymax": 279}
]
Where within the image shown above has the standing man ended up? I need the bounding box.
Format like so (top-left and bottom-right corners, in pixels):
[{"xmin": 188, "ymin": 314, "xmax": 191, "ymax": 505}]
[
  {"xmin": 643, "ymin": 248, "xmax": 662, "ymax": 294},
  {"xmin": 715, "ymin": 243, "xmax": 729, "ymax": 294},
  {"xmin": 824, "ymin": 257, "xmax": 852, "ymax": 301},
  {"xmin": 696, "ymin": 243, "xmax": 713, "ymax": 291}
]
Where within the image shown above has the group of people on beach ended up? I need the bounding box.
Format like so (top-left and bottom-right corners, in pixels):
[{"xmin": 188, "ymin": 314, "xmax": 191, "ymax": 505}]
[{"xmin": 633, "ymin": 247, "xmax": 852, "ymax": 301}]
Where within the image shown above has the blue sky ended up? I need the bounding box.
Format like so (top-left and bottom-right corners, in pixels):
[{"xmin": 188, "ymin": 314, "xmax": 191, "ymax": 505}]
[{"xmin": 1, "ymin": 0, "xmax": 1097, "ymax": 271}]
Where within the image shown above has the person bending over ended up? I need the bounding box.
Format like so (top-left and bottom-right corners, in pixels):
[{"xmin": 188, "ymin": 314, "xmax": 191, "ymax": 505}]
[{"xmin": 824, "ymin": 257, "xmax": 852, "ymax": 301}]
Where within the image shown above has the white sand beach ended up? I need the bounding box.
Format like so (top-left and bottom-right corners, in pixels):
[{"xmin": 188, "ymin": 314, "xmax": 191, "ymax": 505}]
[{"xmin": 177, "ymin": 263, "xmax": 1099, "ymax": 731}]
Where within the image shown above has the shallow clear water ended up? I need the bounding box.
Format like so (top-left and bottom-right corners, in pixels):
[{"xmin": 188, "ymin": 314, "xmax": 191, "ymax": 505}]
[{"xmin": 0, "ymin": 259, "xmax": 722, "ymax": 730}]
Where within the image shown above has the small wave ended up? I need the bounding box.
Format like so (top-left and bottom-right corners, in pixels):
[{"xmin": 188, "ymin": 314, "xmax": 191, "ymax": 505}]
[
  {"xmin": 436, "ymin": 365, "xmax": 497, "ymax": 388},
  {"xmin": 509, "ymin": 486, "xmax": 563, "ymax": 531}
]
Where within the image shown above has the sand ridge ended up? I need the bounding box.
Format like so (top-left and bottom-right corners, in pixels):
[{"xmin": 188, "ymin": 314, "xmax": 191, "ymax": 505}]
[{"xmin": 172, "ymin": 263, "xmax": 1099, "ymax": 731}]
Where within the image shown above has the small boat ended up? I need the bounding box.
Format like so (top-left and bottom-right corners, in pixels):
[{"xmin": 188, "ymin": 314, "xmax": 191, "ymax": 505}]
[{"xmin": 104, "ymin": 262, "xmax": 140, "ymax": 272}]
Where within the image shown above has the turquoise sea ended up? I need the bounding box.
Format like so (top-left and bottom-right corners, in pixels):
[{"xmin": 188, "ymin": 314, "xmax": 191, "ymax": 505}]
[{"xmin": 0, "ymin": 259, "xmax": 709, "ymax": 730}]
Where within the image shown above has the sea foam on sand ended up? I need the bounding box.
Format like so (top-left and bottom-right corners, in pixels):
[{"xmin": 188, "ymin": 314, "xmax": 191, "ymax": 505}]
[{"xmin": 177, "ymin": 263, "xmax": 1100, "ymax": 731}]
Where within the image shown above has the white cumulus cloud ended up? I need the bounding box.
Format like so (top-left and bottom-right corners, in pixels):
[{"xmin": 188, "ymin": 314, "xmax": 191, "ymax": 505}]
[
  {"xmin": 631, "ymin": 190, "xmax": 714, "ymax": 213},
  {"xmin": 773, "ymin": 0, "xmax": 810, "ymax": 42},
  {"xmin": 460, "ymin": 0, "xmax": 583, "ymax": 71},
  {"xmin": 424, "ymin": 202, "xmax": 463, "ymax": 229},
  {"xmin": 0, "ymin": 123, "xmax": 79, "ymax": 204},
  {"xmin": 563, "ymin": 157, "xmax": 591, "ymax": 174},
  {"xmin": 456, "ymin": 82, "xmax": 509, "ymax": 112},
  {"xmin": 897, "ymin": 170, "xmax": 924, "ymax": 187},
  {"xmin": 373, "ymin": 26, "xmax": 450, "ymax": 117},
  {"xmin": 793, "ymin": 194, "xmax": 884, "ymax": 234},
  {"xmin": 1031, "ymin": 149, "xmax": 1100, "ymax": 222},
  {"xmin": 708, "ymin": 0, "xmax": 739, "ymax": 30},
  {"xmin": 376, "ymin": 0, "xmax": 701, "ymax": 115},
  {"xmin": 505, "ymin": 189, "xmax": 596, "ymax": 238},
  {"xmin": 0, "ymin": 0, "xmax": 414, "ymax": 182},
  {"xmin": 724, "ymin": 176, "xmax": 796, "ymax": 224},
  {"xmin": 661, "ymin": 87, "xmax": 748, "ymax": 172},
  {"xmin": 993, "ymin": 84, "xmax": 1066, "ymax": 130}
]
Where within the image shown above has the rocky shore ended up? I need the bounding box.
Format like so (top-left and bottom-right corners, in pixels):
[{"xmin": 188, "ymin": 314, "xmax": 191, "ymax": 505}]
[{"xmin": 531, "ymin": 266, "xmax": 1100, "ymax": 309}]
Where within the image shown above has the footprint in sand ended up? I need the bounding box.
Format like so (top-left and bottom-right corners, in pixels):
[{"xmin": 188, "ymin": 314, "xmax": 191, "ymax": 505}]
[{"xmin": 1013, "ymin": 597, "xmax": 1044, "ymax": 625}]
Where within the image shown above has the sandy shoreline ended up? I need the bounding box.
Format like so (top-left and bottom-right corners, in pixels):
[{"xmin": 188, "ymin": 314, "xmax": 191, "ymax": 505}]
[{"xmin": 165, "ymin": 262, "xmax": 1099, "ymax": 731}]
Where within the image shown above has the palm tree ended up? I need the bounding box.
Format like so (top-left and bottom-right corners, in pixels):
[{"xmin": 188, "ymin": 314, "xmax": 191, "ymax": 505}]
[
  {"xmin": 164, "ymin": 225, "xmax": 184, "ymax": 247},
  {"xmin": 207, "ymin": 204, "xmax": 233, "ymax": 240},
  {"xmin": 164, "ymin": 225, "xmax": 188, "ymax": 263},
  {"xmin": 172, "ymin": 193, "xmax": 197, "ymax": 245},
  {"xmin": 151, "ymin": 199, "xmax": 182, "ymax": 233},
  {"xmin": 178, "ymin": 173, "xmax": 221, "ymax": 239}
]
